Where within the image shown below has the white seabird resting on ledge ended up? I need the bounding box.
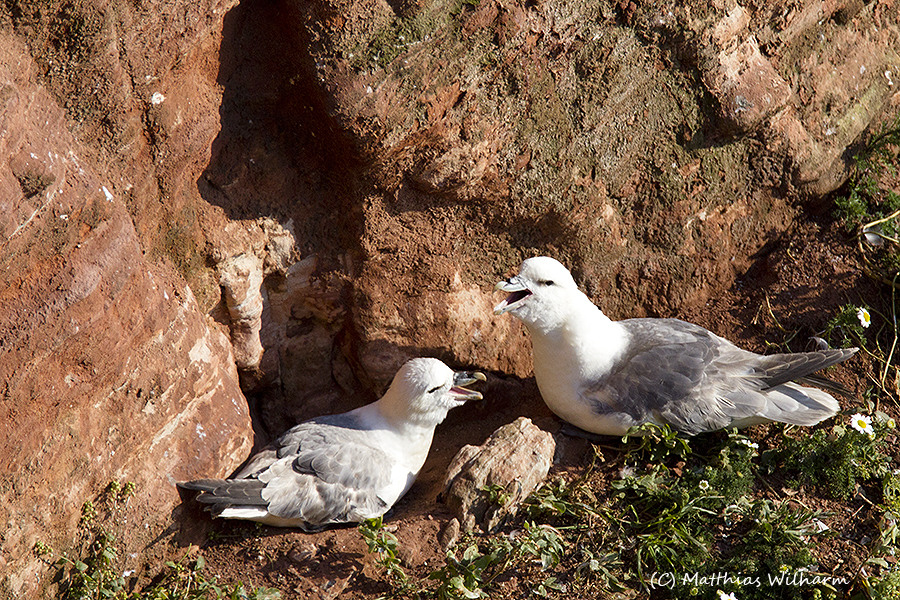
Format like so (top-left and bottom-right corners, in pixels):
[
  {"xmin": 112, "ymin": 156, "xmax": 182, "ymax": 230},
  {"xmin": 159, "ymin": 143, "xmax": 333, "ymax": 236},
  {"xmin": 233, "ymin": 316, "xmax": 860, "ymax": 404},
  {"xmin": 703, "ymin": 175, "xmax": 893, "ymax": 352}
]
[
  {"xmin": 179, "ymin": 358, "xmax": 485, "ymax": 530},
  {"xmin": 494, "ymin": 256, "xmax": 855, "ymax": 437}
]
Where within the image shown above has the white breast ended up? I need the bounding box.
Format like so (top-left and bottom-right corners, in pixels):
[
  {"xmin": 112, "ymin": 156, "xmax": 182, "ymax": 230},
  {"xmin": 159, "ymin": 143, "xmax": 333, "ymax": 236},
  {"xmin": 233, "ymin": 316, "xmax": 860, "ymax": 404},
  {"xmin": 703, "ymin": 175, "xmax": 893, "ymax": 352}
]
[
  {"xmin": 530, "ymin": 312, "xmax": 631, "ymax": 433},
  {"xmin": 360, "ymin": 423, "xmax": 432, "ymax": 507},
  {"xmin": 377, "ymin": 464, "xmax": 418, "ymax": 507}
]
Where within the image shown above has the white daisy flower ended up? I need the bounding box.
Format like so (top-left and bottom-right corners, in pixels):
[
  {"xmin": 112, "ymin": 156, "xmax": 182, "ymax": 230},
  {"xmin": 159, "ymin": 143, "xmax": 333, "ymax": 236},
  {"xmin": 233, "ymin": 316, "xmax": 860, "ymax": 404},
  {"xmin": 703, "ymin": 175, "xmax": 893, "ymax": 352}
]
[
  {"xmin": 699, "ymin": 480, "xmax": 710, "ymax": 491},
  {"xmin": 850, "ymin": 413, "xmax": 875, "ymax": 437},
  {"xmin": 717, "ymin": 591, "xmax": 738, "ymax": 600},
  {"xmin": 738, "ymin": 439, "xmax": 759, "ymax": 449},
  {"xmin": 812, "ymin": 519, "xmax": 830, "ymax": 532},
  {"xmin": 857, "ymin": 307, "xmax": 871, "ymax": 328}
]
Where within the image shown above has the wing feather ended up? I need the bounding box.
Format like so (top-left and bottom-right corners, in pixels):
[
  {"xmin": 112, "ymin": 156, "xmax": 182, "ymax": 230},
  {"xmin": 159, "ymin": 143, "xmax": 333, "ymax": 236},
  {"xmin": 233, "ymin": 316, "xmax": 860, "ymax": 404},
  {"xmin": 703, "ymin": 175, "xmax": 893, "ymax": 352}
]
[
  {"xmin": 181, "ymin": 415, "xmax": 398, "ymax": 529},
  {"xmin": 580, "ymin": 319, "xmax": 852, "ymax": 435},
  {"xmin": 260, "ymin": 419, "xmax": 396, "ymax": 526}
]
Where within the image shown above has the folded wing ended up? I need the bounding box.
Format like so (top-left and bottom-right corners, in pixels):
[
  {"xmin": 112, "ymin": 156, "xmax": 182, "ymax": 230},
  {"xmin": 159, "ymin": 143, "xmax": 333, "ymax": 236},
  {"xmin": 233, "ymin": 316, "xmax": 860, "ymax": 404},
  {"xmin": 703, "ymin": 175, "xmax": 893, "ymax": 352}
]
[{"xmin": 581, "ymin": 319, "xmax": 854, "ymax": 435}]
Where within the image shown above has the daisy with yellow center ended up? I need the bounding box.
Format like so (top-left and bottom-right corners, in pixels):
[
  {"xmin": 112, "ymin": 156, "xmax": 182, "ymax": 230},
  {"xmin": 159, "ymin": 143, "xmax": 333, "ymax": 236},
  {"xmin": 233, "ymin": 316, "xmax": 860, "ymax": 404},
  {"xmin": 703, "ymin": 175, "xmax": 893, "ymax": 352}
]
[
  {"xmin": 850, "ymin": 413, "xmax": 875, "ymax": 437},
  {"xmin": 857, "ymin": 307, "xmax": 871, "ymax": 328}
]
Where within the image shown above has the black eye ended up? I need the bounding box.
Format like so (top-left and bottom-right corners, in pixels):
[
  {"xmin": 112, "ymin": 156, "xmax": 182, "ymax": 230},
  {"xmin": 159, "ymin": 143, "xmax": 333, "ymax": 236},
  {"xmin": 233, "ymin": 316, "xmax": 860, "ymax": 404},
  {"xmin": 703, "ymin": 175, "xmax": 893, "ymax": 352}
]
[
  {"xmin": 428, "ymin": 385, "xmax": 442, "ymax": 393},
  {"xmin": 539, "ymin": 280, "xmax": 555, "ymax": 286}
]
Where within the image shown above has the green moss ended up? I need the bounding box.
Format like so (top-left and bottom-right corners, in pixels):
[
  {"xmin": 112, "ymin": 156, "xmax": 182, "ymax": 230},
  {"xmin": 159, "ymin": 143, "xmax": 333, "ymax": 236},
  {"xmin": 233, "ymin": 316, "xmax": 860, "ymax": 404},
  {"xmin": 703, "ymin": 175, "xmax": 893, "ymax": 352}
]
[
  {"xmin": 699, "ymin": 142, "xmax": 750, "ymax": 199},
  {"xmin": 163, "ymin": 223, "xmax": 202, "ymax": 277},
  {"xmin": 346, "ymin": 0, "xmax": 460, "ymax": 71},
  {"xmin": 81, "ymin": 197, "xmax": 110, "ymax": 230},
  {"xmin": 768, "ymin": 416, "xmax": 895, "ymax": 501},
  {"xmin": 46, "ymin": 211, "xmax": 75, "ymax": 255},
  {"xmin": 527, "ymin": 75, "xmax": 574, "ymax": 160},
  {"xmin": 157, "ymin": 206, "xmax": 218, "ymax": 311}
]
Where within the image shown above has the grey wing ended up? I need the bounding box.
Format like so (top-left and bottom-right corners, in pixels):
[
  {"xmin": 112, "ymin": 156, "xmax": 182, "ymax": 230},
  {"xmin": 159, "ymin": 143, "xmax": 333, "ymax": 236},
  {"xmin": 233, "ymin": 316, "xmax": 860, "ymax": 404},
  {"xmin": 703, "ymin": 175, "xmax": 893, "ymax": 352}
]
[
  {"xmin": 230, "ymin": 412, "xmax": 367, "ymax": 479},
  {"xmin": 585, "ymin": 319, "xmax": 766, "ymax": 435},
  {"xmin": 233, "ymin": 448, "xmax": 278, "ymax": 479},
  {"xmin": 258, "ymin": 421, "xmax": 396, "ymax": 527}
]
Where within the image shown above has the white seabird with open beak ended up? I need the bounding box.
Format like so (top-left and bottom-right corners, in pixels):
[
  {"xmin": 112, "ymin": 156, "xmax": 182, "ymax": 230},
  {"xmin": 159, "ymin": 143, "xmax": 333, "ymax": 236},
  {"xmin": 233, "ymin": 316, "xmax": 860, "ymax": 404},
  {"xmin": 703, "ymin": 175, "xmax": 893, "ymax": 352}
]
[
  {"xmin": 179, "ymin": 358, "xmax": 485, "ymax": 529},
  {"xmin": 494, "ymin": 256, "xmax": 855, "ymax": 436}
]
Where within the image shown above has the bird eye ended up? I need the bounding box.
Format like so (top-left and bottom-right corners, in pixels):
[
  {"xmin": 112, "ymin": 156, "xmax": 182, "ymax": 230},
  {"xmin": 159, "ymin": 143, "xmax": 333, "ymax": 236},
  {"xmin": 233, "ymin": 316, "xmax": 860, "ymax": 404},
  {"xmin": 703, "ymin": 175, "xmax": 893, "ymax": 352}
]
[
  {"xmin": 427, "ymin": 385, "xmax": 442, "ymax": 393},
  {"xmin": 539, "ymin": 280, "xmax": 555, "ymax": 286}
]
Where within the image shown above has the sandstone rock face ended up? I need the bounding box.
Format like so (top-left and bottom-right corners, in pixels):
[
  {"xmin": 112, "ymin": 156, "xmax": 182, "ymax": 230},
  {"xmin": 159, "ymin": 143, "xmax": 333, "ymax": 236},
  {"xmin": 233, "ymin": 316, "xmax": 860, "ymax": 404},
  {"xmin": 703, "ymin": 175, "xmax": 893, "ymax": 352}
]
[
  {"xmin": 219, "ymin": 252, "xmax": 266, "ymax": 370},
  {"xmin": 698, "ymin": 4, "xmax": 792, "ymax": 134},
  {"xmin": 285, "ymin": 0, "xmax": 900, "ymax": 387},
  {"xmin": 680, "ymin": 0, "xmax": 900, "ymax": 194},
  {"xmin": 1, "ymin": 0, "xmax": 899, "ymax": 596},
  {"xmin": 0, "ymin": 17, "xmax": 251, "ymax": 600},
  {"xmin": 442, "ymin": 417, "xmax": 556, "ymax": 532}
]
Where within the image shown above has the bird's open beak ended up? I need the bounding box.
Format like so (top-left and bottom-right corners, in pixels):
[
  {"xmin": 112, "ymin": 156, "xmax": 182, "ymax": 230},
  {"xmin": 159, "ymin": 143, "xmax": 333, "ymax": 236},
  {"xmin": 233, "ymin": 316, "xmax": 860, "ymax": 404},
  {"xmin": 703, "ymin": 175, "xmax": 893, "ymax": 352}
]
[
  {"xmin": 449, "ymin": 371, "xmax": 486, "ymax": 402},
  {"xmin": 493, "ymin": 276, "xmax": 532, "ymax": 315}
]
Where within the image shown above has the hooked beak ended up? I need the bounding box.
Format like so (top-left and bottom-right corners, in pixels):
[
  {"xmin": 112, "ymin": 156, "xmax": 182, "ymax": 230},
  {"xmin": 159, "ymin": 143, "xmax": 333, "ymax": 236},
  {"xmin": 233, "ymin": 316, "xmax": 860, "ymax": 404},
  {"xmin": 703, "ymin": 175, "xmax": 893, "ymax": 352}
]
[
  {"xmin": 493, "ymin": 275, "xmax": 532, "ymax": 315},
  {"xmin": 449, "ymin": 371, "xmax": 486, "ymax": 402}
]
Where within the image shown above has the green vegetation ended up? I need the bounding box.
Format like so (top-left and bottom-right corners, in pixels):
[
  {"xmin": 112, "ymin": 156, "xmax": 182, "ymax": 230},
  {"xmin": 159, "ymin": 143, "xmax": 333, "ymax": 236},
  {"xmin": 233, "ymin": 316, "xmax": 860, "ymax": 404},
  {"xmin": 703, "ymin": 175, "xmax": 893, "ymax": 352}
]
[
  {"xmin": 769, "ymin": 412, "xmax": 896, "ymax": 501},
  {"xmin": 835, "ymin": 115, "xmax": 900, "ymax": 285},
  {"xmin": 608, "ymin": 427, "xmax": 837, "ymax": 600},
  {"xmin": 427, "ymin": 521, "xmax": 566, "ymax": 599},
  {"xmin": 36, "ymin": 481, "xmax": 281, "ymax": 600},
  {"xmin": 822, "ymin": 304, "xmax": 872, "ymax": 349},
  {"xmin": 139, "ymin": 556, "xmax": 281, "ymax": 600},
  {"xmin": 360, "ymin": 516, "xmax": 566, "ymax": 599},
  {"xmin": 357, "ymin": 414, "xmax": 900, "ymax": 599},
  {"xmin": 360, "ymin": 517, "xmax": 412, "ymax": 593}
]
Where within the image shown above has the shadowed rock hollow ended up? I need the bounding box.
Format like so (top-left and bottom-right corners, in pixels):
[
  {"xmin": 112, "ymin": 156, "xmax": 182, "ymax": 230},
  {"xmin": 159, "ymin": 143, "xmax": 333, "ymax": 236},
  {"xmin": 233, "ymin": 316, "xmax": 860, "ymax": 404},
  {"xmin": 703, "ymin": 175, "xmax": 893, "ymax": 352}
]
[{"xmin": 0, "ymin": 0, "xmax": 898, "ymax": 596}]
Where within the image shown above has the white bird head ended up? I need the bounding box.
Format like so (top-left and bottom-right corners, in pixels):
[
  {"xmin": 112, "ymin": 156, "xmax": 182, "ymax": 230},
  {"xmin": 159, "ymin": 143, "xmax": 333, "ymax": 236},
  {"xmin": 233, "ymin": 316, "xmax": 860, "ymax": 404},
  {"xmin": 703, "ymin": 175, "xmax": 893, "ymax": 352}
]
[
  {"xmin": 493, "ymin": 256, "xmax": 585, "ymax": 331},
  {"xmin": 380, "ymin": 358, "xmax": 485, "ymax": 427}
]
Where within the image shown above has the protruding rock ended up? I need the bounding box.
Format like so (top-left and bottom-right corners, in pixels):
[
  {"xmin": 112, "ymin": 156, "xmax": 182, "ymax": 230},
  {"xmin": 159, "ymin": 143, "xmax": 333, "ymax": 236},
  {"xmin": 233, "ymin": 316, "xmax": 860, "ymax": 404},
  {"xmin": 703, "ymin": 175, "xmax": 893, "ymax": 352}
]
[
  {"xmin": 441, "ymin": 417, "xmax": 555, "ymax": 532},
  {"xmin": 698, "ymin": 4, "xmax": 791, "ymax": 133},
  {"xmin": 219, "ymin": 252, "xmax": 266, "ymax": 370}
]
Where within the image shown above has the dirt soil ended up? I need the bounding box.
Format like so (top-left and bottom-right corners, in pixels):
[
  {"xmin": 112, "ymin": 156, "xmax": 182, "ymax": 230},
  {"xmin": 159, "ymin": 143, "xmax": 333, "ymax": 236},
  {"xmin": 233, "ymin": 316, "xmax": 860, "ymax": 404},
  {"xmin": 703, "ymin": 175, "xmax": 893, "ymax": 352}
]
[{"xmin": 171, "ymin": 209, "xmax": 896, "ymax": 599}]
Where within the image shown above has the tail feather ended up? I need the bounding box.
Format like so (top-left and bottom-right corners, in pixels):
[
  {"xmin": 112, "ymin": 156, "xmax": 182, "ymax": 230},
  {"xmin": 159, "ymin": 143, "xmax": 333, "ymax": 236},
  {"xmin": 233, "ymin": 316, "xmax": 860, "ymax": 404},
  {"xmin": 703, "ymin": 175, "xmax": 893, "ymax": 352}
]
[
  {"xmin": 797, "ymin": 374, "xmax": 853, "ymax": 396},
  {"xmin": 759, "ymin": 348, "xmax": 857, "ymax": 390},
  {"xmin": 761, "ymin": 383, "xmax": 840, "ymax": 427},
  {"xmin": 177, "ymin": 478, "xmax": 267, "ymax": 510}
]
